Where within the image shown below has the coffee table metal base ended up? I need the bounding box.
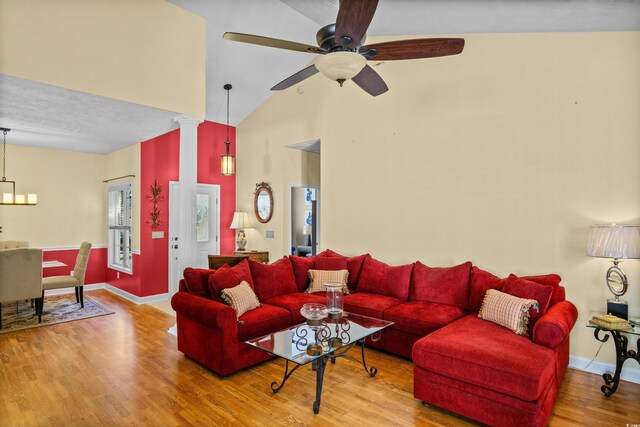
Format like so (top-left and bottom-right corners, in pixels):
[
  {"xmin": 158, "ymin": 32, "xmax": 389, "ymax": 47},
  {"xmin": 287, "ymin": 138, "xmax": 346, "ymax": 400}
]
[{"xmin": 270, "ymin": 339, "xmax": 378, "ymax": 414}]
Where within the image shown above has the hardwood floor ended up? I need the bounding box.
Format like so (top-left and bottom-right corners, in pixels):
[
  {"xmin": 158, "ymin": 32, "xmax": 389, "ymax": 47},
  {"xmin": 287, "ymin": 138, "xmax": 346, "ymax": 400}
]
[{"xmin": 1, "ymin": 289, "xmax": 639, "ymax": 426}]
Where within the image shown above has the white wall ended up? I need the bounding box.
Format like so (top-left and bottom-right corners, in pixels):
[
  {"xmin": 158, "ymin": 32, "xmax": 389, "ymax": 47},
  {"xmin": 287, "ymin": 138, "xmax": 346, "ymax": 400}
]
[{"xmin": 238, "ymin": 32, "xmax": 640, "ymax": 367}]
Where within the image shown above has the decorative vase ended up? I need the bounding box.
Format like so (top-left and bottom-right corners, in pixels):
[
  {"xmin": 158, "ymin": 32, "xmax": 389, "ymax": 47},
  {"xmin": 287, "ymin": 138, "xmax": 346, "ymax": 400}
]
[{"xmin": 325, "ymin": 283, "xmax": 344, "ymax": 317}]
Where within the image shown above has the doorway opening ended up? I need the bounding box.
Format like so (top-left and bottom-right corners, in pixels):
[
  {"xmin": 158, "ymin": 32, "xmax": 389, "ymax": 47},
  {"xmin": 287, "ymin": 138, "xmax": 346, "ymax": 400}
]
[{"xmin": 290, "ymin": 186, "xmax": 319, "ymax": 257}]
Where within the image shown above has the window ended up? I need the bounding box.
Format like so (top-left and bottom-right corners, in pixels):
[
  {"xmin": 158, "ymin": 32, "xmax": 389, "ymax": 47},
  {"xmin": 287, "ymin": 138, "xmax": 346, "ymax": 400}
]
[{"xmin": 108, "ymin": 183, "xmax": 132, "ymax": 273}]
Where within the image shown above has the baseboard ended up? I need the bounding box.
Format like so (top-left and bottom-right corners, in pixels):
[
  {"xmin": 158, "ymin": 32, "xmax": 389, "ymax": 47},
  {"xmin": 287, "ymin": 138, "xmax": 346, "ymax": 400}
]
[
  {"xmin": 103, "ymin": 284, "xmax": 170, "ymax": 305},
  {"xmin": 570, "ymin": 355, "xmax": 640, "ymax": 384},
  {"xmin": 167, "ymin": 324, "xmax": 177, "ymax": 336},
  {"xmin": 44, "ymin": 283, "xmax": 106, "ymax": 296}
]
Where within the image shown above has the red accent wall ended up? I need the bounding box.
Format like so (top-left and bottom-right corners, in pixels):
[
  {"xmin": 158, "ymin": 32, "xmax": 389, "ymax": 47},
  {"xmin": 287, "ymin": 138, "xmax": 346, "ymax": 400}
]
[
  {"xmin": 106, "ymin": 120, "xmax": 236, "ymax": 297},
  {"xmin": 43, "ymin": 247, "xmax": 107, "ymax": 285}
]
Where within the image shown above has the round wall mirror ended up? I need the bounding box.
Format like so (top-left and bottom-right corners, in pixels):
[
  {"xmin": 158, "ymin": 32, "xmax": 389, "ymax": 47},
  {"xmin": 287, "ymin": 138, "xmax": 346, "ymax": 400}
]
[{"xmin": 254, "ymin": 182, "xmax": 273, "ymax": 223}]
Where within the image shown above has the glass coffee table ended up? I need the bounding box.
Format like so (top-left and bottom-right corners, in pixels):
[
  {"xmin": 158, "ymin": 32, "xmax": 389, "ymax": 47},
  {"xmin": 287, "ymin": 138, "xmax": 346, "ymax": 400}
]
[{"xmin": 245, "ymin": 311, "xmax": 393, "ymax": 413}]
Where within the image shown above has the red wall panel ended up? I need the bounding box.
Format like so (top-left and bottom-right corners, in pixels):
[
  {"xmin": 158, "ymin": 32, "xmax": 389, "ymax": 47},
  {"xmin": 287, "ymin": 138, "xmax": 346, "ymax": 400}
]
[{"xmin": 103, "ymin": 120, "xmax": 236, "ymax": 297}]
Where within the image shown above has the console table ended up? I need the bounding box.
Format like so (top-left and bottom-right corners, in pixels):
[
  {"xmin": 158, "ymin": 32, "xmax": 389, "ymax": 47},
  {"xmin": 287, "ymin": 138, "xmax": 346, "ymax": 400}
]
[
  {"xmin": 587, "ymin": 318, "xmax": 639, "ymax": 397},
  {"xmin": 234, "ymin": 250, "xmax": 269, "ymax": 264}
]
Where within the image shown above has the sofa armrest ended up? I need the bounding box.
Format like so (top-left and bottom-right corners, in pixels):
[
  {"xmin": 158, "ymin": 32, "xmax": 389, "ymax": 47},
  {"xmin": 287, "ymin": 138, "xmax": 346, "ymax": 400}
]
[
  {"xmin": 532, "ymin": 300, "xmax": 578, "ymax": 349},
  {"xmin": 171, "ymin": 291, "xmax": 237, "ymax": 332}
]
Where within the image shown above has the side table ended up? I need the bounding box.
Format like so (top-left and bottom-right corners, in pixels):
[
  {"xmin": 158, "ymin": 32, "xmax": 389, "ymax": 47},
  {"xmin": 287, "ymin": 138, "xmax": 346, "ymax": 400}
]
[
  {"xmin": 587, "ymin": 317, "xmax": 639, "ymax": 397},
  {"xmin": 234, "ymin": 250, "xmax": 269, "ymax": 264}
]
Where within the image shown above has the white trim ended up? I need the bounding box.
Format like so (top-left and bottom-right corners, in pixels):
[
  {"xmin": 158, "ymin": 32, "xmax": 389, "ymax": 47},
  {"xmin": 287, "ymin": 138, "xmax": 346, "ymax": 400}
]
[
  {"xmin": 42, "ymin": 244, "xmax": 108, "ymax": 251},
  {"xmin": 168, "ymin": 324, "xmax": 177, "ymax": 336},
  {"xmin": 103, "ymin": 284, "xmax": 170, "ymax": 305},
  {"xmin": 44, "ymin": 283, "xmax": 106, "ymax": 296},
  {"xmin": 569, "ymin": 355, "xmax": 640, "ymax": 384}
]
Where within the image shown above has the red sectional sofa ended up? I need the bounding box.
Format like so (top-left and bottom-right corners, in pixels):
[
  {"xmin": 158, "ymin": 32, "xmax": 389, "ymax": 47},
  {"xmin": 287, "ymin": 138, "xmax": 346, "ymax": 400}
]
[{"xmin": 171, "ymin": 250, "xmax": 577, "ymax": 426}]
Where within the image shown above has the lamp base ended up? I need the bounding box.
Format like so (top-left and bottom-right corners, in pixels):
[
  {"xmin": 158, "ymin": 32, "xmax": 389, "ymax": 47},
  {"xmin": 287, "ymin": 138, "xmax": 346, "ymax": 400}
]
[{"xmin": 607, "ymin": 299, "xmax": 628, "ymax": 320}]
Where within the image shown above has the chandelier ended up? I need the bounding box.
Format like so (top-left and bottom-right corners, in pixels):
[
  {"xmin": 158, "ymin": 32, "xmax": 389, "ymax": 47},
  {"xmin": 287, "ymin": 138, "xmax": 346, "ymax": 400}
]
[{"xmin": 1, "ymin": 128, "xmax": 37, "ymax": 205}]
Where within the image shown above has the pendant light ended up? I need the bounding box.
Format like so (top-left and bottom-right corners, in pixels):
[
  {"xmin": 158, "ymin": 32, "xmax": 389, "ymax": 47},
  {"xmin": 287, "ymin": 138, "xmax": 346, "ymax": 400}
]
[
  {"xmin": 220, "ymin": 83, "xmax": 235, "ymax": 176},
  {"xmin": 0, "ymin": 128, "xmax": 37, "ymax": 205}
]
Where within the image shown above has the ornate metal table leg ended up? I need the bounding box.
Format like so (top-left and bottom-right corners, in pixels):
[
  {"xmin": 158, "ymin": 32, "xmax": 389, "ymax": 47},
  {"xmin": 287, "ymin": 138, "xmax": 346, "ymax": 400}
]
[
  {"xmin": 359, "ymin": 339, "xmax": 378, "ymax": 377},
  {"xmin": 271, "ymin": 360, "xmax": 302, "ymax": 393},
  {"xmin": 312, "ymin": 356, "xmax": 328, "ymax": 414},
  {"xmin": 593, "ymin": 328, "xmax": 640, "ymax": 397}
]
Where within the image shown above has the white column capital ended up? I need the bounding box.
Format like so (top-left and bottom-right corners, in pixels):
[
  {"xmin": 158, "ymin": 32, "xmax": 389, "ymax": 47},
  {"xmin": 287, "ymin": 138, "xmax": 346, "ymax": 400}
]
[{"xmin": 173, "ymin": 115, "xmax": 203, "ymax": 127}]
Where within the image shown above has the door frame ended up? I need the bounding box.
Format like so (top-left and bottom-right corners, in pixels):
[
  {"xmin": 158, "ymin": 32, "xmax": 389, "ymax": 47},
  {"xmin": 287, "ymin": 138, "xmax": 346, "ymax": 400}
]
[
  {"xmin": 168, "ymin": 181, "xmax": 221, "ymax": 296},
  {"xmin": 288, "ymin": 183, "xmax": 320, "ymax": 256}
]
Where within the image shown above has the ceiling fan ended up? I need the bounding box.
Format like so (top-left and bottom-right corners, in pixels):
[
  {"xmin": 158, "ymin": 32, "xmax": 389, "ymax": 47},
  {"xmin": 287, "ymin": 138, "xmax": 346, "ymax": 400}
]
[{"xmin": 223, "ymin": 0, "xmax": 465, "ymax": 97}]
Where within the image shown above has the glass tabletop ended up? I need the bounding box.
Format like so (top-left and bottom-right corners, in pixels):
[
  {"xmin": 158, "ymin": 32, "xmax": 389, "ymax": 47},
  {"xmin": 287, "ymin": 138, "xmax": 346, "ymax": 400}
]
[
  {"xmin": 245, "ymin": 312, "xmax": 394, "ymax": 365},
  {"xmin": 586, "ymin": 312, "xmax": 640, "ymax": 336}
]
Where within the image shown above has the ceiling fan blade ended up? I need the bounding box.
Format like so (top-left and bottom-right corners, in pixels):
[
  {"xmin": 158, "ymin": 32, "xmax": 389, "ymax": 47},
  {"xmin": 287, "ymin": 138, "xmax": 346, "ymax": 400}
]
[
  {"xmin": 271, "ymin": 65, "xmax": 319, "ymax": 91},
  {"xmin": 335, "ymin": 0, "xmax": 379, "ymax": 49},
  {"xmin": 361, "ymin": 38, "xmax": 465, "ymax": 61},
  {"xmin": 352, "ymin": 65, "xmax": 388, "ymax": 97},
  {"xmin": 223, "ymin": 32, "xmax": 326, "ymax": 55}
]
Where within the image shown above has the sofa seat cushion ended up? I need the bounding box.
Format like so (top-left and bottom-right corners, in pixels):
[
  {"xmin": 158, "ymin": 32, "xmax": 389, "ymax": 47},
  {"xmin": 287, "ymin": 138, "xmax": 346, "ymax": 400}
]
[
  {"xmin": 383, "ymin": 301, "xmax": 467, "ymax": 336},
  {"xmin": 263, "ymin": 292, "xmax": 326, "ymax": 323},
  {"xmin": 237, "ymin": 304, "xmax": 291, "ymax": 342},
  {"xmin": 412, "ymin": 314, "xmax": 556, "ymax": 402},
  {"xmin": 343, "ymin": 292, "xmax": 404, "ymax": 319}
]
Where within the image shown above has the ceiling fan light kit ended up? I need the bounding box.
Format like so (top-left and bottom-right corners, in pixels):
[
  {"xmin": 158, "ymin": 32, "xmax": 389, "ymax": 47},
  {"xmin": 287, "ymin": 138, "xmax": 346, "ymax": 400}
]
[
  {"xmin": 315, "ymin": 52, "xmax": 367, "ymax": 86},
  {"xmin": 223, "ymin": 0, "xmax": 464, "ymax": 96}
]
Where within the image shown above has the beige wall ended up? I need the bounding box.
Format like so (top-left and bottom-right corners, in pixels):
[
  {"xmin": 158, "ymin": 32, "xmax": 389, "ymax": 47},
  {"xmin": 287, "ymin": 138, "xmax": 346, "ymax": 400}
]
[
  {"xmin": 0, "ymin": 144, "xmax": 106, "ymax": 247},
  {"xmin": 105, "ymin": 144, "xmax": 141, "ymax": 251},
  {"xmin": 0, "ymin": 0, "xmax": 206, "ymax": 118},
  {"xmin": 238, "ymin": 32, "xmax": 640, "ymax": 366}
]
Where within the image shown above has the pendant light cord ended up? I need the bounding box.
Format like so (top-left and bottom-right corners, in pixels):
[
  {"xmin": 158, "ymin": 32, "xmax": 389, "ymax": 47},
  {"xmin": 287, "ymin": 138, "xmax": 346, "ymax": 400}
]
[
  {"xmin": 224, "ymin": 84, "xmax": 232, "ymax": 156},
  {"xmin": 2, "ymin": 129, "xmax": 7, "ymax": 182}
]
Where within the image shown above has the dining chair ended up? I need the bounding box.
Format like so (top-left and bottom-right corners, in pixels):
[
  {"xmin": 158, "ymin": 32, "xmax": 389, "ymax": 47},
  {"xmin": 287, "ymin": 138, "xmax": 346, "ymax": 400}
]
[
  {"xmin": 42, "ymin": 242, "xmax": 92, "ymax": 309},
  {"xmin": 0, "ymin": 248, "xmax": 43, "ymax": 328}
]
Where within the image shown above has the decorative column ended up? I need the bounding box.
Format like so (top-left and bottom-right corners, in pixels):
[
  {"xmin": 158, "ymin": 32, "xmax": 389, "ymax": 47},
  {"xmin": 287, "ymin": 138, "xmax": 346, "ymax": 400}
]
[{"xmin": 174, "ymin": 116, "xmax": 202, "ymax": 275}]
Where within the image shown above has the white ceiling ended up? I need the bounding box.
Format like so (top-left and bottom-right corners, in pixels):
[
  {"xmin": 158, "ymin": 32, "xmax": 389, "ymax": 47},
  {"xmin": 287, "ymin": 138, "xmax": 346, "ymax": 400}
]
[{"xmin": 0, "ymin": 0, "xmax": 638, "ymax": 154}]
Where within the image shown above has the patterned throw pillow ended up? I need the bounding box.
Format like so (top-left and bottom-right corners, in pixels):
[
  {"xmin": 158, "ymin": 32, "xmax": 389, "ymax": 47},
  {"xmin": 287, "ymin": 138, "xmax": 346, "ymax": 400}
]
[
  {"xmin": 306, "ymin": 269, "xmax": 349, "ymax": 294},
  {"xmin": 478, "ymin": 289, "xmax": 539, "ymax": 336},
  {"xmin": 220, "ymin": 281, "xmax": 261, "ymax": 318}
]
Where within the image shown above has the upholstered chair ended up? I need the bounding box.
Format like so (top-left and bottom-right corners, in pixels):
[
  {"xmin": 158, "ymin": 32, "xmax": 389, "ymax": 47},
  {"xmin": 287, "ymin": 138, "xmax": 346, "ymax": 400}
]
[
  {"xmin": 0, "ymin": 248, "xmax": 43, "ymax": 328},
  {"xmin": 42, "ymin": 242, "xmax": 92, "ymax": 309},
  {"xmin": 0, "ymin": 241, "xmax": 29, "ymax": 250}
]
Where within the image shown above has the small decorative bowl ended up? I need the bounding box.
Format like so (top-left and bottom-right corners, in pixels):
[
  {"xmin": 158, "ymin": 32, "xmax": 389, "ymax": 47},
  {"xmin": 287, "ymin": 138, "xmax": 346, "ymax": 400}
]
[{"xmin": 300, "ymin": 303, "xmax": 327, "ymax": 323}]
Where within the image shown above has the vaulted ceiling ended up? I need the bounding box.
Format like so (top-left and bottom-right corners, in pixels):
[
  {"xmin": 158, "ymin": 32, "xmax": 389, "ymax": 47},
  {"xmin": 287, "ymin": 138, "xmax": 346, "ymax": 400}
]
[{"xmin": 1, "ymin": 0, "xmax": 638, "ymax": 153}]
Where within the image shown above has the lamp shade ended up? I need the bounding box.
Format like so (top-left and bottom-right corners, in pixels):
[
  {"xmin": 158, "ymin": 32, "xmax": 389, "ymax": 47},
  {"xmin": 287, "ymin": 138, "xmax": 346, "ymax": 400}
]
[
  {"xmin": 221, "ymin": 154, "xmax": 235, "ymax": 176},
  {"xmin": 587, "ymin": 224, "xmax": 640, "ymax": 259},
  {"xmin": 315, "ymin": 52, "xmax": 366, "ymax": 82},
  {"xmin": 230, "ymin": 211, "xmax": 252, "ymax": 229}
]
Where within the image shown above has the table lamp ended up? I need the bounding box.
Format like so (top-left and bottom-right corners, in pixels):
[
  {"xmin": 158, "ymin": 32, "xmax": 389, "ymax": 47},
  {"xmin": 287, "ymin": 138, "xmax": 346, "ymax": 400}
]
[
  {"xmin": 230, "ymin": 211, "xmax": 253, "ymax": 251},
  {"xmin": 587, "ymin": 224, "xmax": 640, "ymax": 319}
]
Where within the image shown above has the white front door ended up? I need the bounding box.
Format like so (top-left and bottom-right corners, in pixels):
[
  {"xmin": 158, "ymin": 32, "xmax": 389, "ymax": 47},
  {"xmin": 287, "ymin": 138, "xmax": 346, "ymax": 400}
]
[{"xmin": 169, "ymin": 182, "xmax": 220, "ymax": 295}]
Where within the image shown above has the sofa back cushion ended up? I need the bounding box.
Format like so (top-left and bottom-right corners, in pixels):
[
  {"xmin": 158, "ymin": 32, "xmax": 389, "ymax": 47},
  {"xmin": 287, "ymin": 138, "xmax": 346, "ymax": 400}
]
[
  {"xmin": 357, "ymin": 257, "xmax": 413, "ymax": 300},
  {"xmin": 503, "ymin": 275, "xmax": 553, "ymax": 328},
  {"xmin": 517, "ymin": 274, "xmax": 564, "ymax": 306},
  {"xmin": 315, "ymin": 256, "xmax": 348, "ymax": 270},
  {"xmin": 315, "ymin": 249, "xmax": 369, "ymax": 292},
  {"xmin": 183, "ymin": 267, "xmax": 216, "ymax": 299},
  {"xmin": 207, "ymin": 260, "xmax": 254, "ymax": 303},
  {"xmin": 411, "ymin": 261, "xmax": 471, "ymax": 309},
  {"xmin": 469, "ymin": 267, "xmax": 506, "ymax": 313},
  {"xmin": 249, "ymin": 257, "xmax": 297, "ymax": 301},
  {"xmin": 289, "ymin": 255, "xmax": 316, "ymax": 292}
]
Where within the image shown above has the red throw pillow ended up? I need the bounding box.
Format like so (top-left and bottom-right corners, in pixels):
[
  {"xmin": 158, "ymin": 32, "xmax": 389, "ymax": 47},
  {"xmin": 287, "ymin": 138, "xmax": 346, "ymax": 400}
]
[
  {"xmin": 230, "ymin": 259, "xmax": 254, "ymax": 287},
  {"xmin": 502, "ymin": 275, "xmax": 553, "ymax": 328},
  {"xmin": 315, "ymin": 256, "xmax": 348, "ymax": 270},
  {"xmin": 289, "ymin": 255, "xmax": 316, "ymax": 292},
  {"xmin": 411, "ymin": 261, "xmax": 472, "ymax": 309},
  {"xmin": 518, "ymin": 274, "xmax": 564, "ymax": 306},
  {"xmin": 345, "ymin": 253, "xmax": 369, "ymax": 291},
  {"xmin": 208, "ymin": 265, "xmax": 242, "ymax": 303},
  {"xmin": 357, "ymin": 257, "xmax": 414, "ymax": 300},
  {"xmin": 183, "ymin": 267, "xmax": 216, "ymax": 299},
  {"xmin": 469, "ymin": 267, "xmax": 506, "ymax": 313},
  {"xmin": 249, "ymin": 257, "xmax": 297, "ymax": 301}
]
